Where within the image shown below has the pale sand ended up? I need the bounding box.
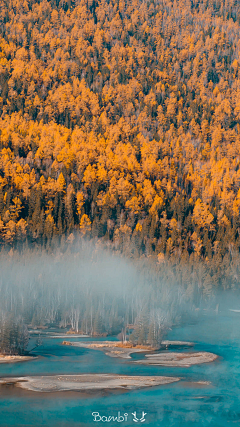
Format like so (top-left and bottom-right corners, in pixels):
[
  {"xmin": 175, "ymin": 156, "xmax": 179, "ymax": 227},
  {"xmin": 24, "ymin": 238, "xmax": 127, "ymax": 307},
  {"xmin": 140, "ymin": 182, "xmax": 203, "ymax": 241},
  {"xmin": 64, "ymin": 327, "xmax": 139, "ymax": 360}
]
[
  {"xmin": 0, "ymin": 355, "xmax": 36, "ymax": 364},
  {"xmin": 161, "ymin": 340, "xmax": 194, "ymax": 346},
  {"xmin": 62, "ymin": 340, "xmax": 194, "ymax": 359},
  {"xmin": 62, "ymin": 341, "xmax": 152, "ymax": 358},
  {"xmin": 135, "ymin": 352, "xmax": 218, "ymax": 367},
  {"xmin": 29, "ymin": 331, "xmax": 90, "ymax": 338},
  {"xmin": 0, "ymin": 374, "xmax": 180, "ymax": 393},
  {"xmin": 62, "ymin": 341, "xmax": 217, "ymax": 367},
  {"xmin": 62, "ymin": 341, "xmax": 156, "ymax": 359},
  {"xmin": 46, "ymin": 334, "xmax": 90, "ymax": 338}
]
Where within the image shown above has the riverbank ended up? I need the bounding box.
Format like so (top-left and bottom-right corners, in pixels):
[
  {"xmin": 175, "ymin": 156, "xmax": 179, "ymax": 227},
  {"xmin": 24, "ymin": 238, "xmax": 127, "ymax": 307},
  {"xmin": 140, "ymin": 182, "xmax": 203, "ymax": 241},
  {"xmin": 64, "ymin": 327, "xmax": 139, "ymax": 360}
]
[
  {"xmin": 0, "ymin": 355, "xmax": 36, "ymax": 364},
  {"xmin": 0, "ymin": 374, "xmax": 180, "ymax": 393},
  {"xmin": 62, "ymin": 340, "xmax": 195, "ymax": 360},
  {"xmin": 61, "ymin": 341, "xmax": 217, "ymax": 367},
  {"xmin": 62, "ymin": 341, "xmax": 154, "ymax": 359},
  {"xmin": 161, "ymin": 340, "xmax": 194, "ymax": 347},
  {"xmin": 135, "ymin": 352, "xmax": 218, "ymax": 367},
  {"xmin": 29, "ymin": 330, "xmax": 90, "ymax": 338}
]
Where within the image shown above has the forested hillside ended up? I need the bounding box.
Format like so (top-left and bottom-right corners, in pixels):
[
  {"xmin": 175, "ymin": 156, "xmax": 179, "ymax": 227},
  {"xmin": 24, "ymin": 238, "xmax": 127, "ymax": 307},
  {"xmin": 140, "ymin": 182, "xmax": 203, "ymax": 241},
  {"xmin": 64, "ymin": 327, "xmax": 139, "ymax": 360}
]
[{"xmin": 1, "ymin": 0, "xmax": 240, "ymax": 271}]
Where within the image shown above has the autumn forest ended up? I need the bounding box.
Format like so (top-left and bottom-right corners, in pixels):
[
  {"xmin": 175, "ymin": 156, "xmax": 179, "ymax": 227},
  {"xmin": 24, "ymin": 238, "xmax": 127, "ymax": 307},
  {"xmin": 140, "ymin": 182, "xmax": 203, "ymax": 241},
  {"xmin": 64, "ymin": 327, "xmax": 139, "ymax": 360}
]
[{"xmin": 1, "ymin": 0, "xmax": 240, "ymax": 300}]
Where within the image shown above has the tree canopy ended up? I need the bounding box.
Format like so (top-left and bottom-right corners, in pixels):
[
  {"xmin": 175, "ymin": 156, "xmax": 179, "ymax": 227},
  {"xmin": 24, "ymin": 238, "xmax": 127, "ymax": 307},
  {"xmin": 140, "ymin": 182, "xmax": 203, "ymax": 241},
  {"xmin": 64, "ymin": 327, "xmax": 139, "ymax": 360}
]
[{"xmin": 0, "ymin": 0, "xmax": 240, "ymax": 269}]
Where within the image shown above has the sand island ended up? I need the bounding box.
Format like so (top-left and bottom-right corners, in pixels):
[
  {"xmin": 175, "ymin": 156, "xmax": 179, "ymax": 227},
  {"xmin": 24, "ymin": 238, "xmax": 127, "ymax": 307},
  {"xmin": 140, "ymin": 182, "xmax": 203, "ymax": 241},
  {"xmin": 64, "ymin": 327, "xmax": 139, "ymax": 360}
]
[
  {"xmin": 0, "ymin": 374, "xmax": 180, "ymax": 393},
  {"xmin": 62, "ymin": 340, "xmax": 217, "ymax": 367},
  {"xmin": 0, "ymin": 355, "xmax": 36, "ymax": 364}
]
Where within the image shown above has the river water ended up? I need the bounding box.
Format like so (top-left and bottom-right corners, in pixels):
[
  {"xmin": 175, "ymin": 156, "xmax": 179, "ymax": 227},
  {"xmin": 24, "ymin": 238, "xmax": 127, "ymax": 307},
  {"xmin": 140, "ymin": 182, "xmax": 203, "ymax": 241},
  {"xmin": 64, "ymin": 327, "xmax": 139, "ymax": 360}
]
[{"xmin": 0, "ymin": 312, "xmax": 239, "ymax": 427}]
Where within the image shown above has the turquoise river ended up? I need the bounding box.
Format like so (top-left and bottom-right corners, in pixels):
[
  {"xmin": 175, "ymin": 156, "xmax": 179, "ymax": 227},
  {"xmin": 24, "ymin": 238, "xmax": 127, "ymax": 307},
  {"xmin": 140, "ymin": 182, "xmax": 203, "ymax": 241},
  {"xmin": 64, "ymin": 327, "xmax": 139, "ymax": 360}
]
[{"xmin": 0, "ymin": 312, "xmax": 240, "ymax": 427}]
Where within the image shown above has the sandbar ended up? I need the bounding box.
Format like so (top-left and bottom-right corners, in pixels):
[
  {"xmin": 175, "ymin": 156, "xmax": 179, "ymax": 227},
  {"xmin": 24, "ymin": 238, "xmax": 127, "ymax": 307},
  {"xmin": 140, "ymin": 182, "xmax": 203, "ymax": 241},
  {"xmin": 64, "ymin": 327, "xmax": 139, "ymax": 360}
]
[
  {"xmin": 62, "ymin": 340, "xmax": 195, "ymax": 359},
  {"xmin": 135, "ymin": 351, "xmax": 218, "ymax": 367},
  {"xmin": 0, "ymin": 355, "xmax": 36, "ymax": 364},
  {"xmin": 61, "ymin": 341, "xmax": 217, "ymax": 367},
  {"xmin": 62, "ymin": 341, "xmax": 153, "ymax": 358},
  {"xmin": 161, "ymin": 340, "xmax": 194, "ymax": 347},
  {"xmin": 0, "ymin": 374, "xmax": 180, "ymax": 393},
  {"xmin": 29, "ymin": 331, "xmax": 90, "ymax": 338}
]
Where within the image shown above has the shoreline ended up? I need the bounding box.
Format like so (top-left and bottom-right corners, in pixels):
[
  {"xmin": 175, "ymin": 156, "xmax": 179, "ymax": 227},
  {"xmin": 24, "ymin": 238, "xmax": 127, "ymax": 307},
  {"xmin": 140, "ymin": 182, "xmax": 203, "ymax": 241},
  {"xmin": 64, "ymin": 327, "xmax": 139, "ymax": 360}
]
[
  {"xmin": 29, "ymin": 331, "xmax": 90, "ymax": 338},
  {"xmin": 62, "ymin": 341, "xmax": 154, "ymax": 359},
  {"xmin": 161, "ymin": 340, "xmax": 194, "ymax": 347},
  {"xmin": 0, "ymin": 374, "xmax": 180, "ymax": 393},
  {"xmin": 135, "ymin": 351, "xmax": 218, "ymax": 367},
  {"xmin": 0, "ymin": 355, "xmax": 36, "ymax": 364},
  {"xmin": 61, "ymin": 341, "xmax": 218, "ymax": 367}
]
